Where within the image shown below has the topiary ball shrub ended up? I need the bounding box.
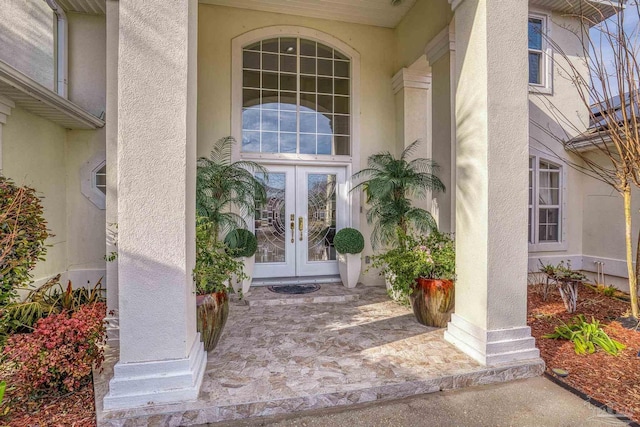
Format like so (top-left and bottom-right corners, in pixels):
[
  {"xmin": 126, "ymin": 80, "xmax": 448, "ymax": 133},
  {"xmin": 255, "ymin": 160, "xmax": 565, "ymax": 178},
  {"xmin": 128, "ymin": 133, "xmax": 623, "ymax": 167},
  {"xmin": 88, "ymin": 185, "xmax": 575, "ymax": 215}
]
[
  {"xmin": 0, "ymin": 176, "xmax": 50, "ymax": 305},
  {"xmin": 334, "ymin": 228, "xmax": 365, "ymax": 254},
  {"xmin": 224, "ymin": 229, "xmax": 258, "ymax": 258}
]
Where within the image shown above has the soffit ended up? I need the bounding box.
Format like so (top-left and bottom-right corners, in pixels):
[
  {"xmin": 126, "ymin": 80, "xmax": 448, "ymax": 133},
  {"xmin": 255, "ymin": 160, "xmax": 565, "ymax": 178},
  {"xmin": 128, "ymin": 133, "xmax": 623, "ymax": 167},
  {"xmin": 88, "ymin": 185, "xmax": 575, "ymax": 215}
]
[
  {"xmin": 0, "ymin": 61, "xmax": 104, "ymax": 130},
  {"xmin": 529, "ymin": 0, "xmax": 622, "ymax": 23},
  {"xmin": 56, "ymin": 0, "xmax": 106, "ymax": 15},
  {"xmin": 199, "ymin": 0, "xmax": 418, "ymax": 28}
]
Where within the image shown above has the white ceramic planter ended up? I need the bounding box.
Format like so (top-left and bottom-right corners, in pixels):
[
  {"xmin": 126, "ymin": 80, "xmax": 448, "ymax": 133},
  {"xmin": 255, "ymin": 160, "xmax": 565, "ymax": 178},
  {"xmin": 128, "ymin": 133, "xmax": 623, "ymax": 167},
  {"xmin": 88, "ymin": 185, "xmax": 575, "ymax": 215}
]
[
  {"xmin": 338, "ymin": 253, "xmax": 361, "ymax": 288},
  {"xmin": 231, "ymin": 254, "xmax": 255, "ymax": 295}
]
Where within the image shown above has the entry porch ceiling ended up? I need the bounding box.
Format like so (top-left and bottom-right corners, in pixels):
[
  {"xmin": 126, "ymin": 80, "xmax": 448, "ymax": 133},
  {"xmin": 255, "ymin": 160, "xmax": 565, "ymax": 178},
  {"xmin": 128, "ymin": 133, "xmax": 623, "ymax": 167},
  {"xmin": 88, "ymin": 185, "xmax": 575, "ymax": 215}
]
[{"xmin": 199, "ymin": 0, "xmax": 419, "ymax": 28}]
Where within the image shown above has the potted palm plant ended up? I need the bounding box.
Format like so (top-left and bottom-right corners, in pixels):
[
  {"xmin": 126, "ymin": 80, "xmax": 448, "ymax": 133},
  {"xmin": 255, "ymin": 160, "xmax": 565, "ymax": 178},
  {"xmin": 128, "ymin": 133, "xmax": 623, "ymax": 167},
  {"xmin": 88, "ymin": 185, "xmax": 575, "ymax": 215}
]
[
  {"xmin": 193, "ymin": 217, "xmax": 246, "ymax": 351},
  {"xmin": 334, "ymin": 228, "xmax": 365, "ymax": 288},
  {"xmin": 351, "ymin": 140, "xmax": 445, "ymax": 249},
  {"xmin": 195, "ymin": 136, "xmax": 266, "ymax": 350},
  {"xmin": 196, "ymin": 136, "xmax": 267, "ymax": 241},
  {"xmin": 352, "ymin": 141, "xmax": 445, "ymax": 301},
  {"xmin": 224, "ymin": 228, "xmax": 258, "ymax": 295}
]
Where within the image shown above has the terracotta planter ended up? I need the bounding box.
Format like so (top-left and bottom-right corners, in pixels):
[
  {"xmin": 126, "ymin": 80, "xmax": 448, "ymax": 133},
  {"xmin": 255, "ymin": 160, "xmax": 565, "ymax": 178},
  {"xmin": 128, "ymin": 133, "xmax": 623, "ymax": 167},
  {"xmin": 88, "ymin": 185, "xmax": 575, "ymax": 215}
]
[
  {"xmin": 196, "ymin": 291, "xmax": 229, "ymax": 351},
  {"xmin": 409, "ymin": 278, "xmax": 455, "ymax": 328}
]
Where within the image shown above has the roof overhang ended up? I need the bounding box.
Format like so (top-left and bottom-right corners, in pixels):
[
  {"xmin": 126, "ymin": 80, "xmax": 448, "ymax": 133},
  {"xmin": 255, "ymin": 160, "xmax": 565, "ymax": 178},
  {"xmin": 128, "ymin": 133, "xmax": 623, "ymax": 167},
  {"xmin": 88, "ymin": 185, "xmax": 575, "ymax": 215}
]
[
  {"xmin": 55, "ymin": 0, "xmax": 105, "ymax": 15},
  {"xmin": 0, "ymin": 61, "xmax": 104, "ymax": 130},
  {"xmin": 529, "ymin": 0, "xmax": 623, "ymax": 24}
]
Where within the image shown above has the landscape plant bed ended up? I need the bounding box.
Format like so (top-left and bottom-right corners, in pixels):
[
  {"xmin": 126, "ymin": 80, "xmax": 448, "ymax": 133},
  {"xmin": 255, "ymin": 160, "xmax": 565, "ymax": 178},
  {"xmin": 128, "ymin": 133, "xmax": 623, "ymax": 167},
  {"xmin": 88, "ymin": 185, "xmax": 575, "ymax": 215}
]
[
  {"xmin": 0, "ymin": 372, "xmax": 96, "ymax": 427},
  {"xmin": 528, "ymin": 283, "xmax": 640, "ymax": 422}
]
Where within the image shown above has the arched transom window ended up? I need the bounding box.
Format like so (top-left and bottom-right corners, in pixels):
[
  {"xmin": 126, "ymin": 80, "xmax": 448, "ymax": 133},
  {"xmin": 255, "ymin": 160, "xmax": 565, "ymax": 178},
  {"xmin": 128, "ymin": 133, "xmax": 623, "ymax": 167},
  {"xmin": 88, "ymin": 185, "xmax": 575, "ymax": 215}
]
[{"xmin": 241, "ymin": 37, "xmax": 351, "ymax": 156}]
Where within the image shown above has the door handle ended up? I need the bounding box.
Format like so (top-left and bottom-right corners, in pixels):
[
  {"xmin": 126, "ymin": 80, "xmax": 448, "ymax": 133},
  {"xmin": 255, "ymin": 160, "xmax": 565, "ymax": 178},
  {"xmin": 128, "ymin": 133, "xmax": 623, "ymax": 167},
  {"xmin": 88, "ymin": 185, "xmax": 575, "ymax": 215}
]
[
  {"xmin": 290, "ymin": 214, "xmax": 295, "ymax": 243},
  {"xmin": 298, "ymin": 216, "xmax": 304, "ymax": 241}
]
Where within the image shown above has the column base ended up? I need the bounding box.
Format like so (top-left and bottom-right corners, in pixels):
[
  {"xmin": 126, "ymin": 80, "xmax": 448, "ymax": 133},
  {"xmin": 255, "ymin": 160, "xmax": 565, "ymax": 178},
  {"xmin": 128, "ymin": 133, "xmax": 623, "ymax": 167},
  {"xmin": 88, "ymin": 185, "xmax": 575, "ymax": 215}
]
[
  {"xmin": 103, "ymin": 334, "xmax": 206, "ymax": 410},
  {"xmin": 444, "ymin": 313, "xmax": 540, "ymax": 366}
]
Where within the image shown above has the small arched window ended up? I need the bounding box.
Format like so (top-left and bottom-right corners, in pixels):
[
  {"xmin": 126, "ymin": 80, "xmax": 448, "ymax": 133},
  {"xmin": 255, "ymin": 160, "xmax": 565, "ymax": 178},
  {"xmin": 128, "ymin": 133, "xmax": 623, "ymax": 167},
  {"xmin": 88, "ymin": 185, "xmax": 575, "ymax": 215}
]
[{"xmin": 241, "ymin": 37, "xmax": 351, "ymax": 156}]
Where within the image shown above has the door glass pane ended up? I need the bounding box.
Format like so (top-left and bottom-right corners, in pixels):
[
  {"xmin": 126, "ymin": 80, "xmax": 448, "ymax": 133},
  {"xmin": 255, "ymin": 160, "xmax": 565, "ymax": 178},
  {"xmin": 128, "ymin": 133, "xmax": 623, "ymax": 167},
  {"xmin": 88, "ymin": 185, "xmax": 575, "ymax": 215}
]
[
  {"xmin": 255, "ymin": 173, "xmax": 287, "ymax": 263},
  {"xmin": 307, "ymin": 174, "xmax": 337, "ymax": 262}
]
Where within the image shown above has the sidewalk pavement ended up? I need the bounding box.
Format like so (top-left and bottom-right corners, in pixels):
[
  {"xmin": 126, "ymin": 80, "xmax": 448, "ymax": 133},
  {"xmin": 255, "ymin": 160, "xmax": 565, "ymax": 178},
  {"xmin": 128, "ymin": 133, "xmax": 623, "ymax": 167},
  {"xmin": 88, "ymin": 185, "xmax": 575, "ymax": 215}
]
[{"xmin": 206, "ymin": 377, "xmax": 629, "ymax": 427}]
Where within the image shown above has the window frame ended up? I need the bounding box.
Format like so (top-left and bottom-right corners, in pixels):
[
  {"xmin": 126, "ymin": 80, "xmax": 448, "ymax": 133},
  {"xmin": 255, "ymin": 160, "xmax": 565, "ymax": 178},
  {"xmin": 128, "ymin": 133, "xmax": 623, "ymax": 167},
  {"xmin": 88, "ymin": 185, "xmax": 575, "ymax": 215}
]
[
  {"xmin": 528, "ymin": 12, "xmax": 553, "ymax": 95},
  {"xmin": 80, "ymin": 152, "xmax": 106, "ymax": 210},
  {"xmin": 240, "ymin": 37, "xmax": 352, "ymax": 157},
  {"xmin": 231, "ymin": 27, "xmax": 361, "ymax": 164},
  {"xmin": 528, "ymin": 151, "xmax": 567, "ymax": 252}
]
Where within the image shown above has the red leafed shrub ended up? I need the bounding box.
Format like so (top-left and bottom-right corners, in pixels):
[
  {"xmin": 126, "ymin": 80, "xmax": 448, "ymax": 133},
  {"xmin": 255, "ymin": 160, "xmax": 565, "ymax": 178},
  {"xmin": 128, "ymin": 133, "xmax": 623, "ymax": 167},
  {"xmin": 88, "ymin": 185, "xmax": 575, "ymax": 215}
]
[{"xmin": 3, "ymin": 303, "xmax": 106, "ymax": 394}]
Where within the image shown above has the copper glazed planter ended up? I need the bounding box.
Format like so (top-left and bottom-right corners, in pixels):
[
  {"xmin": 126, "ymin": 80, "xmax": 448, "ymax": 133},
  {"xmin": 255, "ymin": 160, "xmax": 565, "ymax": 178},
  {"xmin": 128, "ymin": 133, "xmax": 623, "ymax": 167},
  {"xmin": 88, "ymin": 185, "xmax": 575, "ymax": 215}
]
[
  {"xmin": 409, "ymin": 278, "xmax": 455, "ymax": 328},
  {"xmin": 196, "ymin": 291, "xmax": 229, "ymax": 351}
]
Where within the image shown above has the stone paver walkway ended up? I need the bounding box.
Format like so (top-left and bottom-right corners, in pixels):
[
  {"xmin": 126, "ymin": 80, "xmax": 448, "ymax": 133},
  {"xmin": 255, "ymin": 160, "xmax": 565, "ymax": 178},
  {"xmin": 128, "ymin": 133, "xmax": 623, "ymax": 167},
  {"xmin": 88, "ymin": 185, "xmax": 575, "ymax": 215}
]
[{"xmin": 95, "ymin": 284, "xmax": 544, "ymax": 426}]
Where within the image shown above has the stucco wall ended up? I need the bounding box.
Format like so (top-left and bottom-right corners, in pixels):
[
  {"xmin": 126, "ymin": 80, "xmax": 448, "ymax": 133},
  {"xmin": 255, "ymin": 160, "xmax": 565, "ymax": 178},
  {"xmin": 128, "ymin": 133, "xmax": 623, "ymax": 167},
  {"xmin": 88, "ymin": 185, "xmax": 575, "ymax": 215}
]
[
  {"xmin": 528, "ymin": 11, "xmax": 590, "ymax": 264},
  {"xmin": 68, "ymin": 12, "xmax": 107, "ymax": 117},
  {"xmin": 198, "ymin": 5, "xmax": 398, "ymax": 283},
  {"xmin": 581, "ymin": 152, "xmax": 640, "ymax": 284},
  {"xmin": 66, "ymin": 129, "xmax": 107, "ymax": 282},
  {"xmin": 2, "ymin": 107, "xmax": 68, "ymax": 283},
  {"xmin": 0, "ymin": 1, "xmax": 55, "ymax": 90},
  {"xmin": 394, "ymin": 0, "xmax": 452, "ymax": 70}
]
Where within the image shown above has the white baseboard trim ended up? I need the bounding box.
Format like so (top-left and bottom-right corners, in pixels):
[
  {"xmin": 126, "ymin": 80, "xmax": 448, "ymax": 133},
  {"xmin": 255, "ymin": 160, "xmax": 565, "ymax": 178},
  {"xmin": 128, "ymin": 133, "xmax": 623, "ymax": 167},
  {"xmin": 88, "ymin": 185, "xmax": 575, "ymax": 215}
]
[
  {"xmin": 444, "ymin": 314, "xmax": 540, "ymax": 366},
  {"xmin": 527, "ymin": 255, "xmax": 583, "ymax": 273},
  {"xmin": 103, "ymin": 335, "xmax": 206, "ymax": 410},
  {"xmin": 528, "ymin": 254, "xmax": 631, "ymax": 279}
]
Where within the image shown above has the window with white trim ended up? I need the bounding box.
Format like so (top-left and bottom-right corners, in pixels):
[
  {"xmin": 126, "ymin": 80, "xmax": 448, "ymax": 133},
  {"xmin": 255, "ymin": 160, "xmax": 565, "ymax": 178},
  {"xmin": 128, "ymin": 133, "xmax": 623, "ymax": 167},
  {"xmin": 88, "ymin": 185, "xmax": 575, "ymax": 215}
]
[
  {"xmin": 529, "ymin": 155, "xmax": 562, "ymax": 244},
  {"xmin": 241, "ymin": 37, "xmax": 351, "ymax": 156},
  {"xmin": 528, "ymin": 14, "xmax": 551, "ymax": 90}
]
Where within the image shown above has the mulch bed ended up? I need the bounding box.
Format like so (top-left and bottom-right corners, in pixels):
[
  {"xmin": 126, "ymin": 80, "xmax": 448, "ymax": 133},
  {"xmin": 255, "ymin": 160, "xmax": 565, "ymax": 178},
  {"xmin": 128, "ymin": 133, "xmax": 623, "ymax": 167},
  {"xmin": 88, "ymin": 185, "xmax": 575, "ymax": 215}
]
[
  {"xmin": 528, "ymin": 283, "xmax": 640, "ymax": 422},
  {"xmin": 0, "ymin": 379, "xmax": 96, "ymax": 427},
  {"xmin": 0, "ymin": 368, "xmax": 96, "ymax": 427}
]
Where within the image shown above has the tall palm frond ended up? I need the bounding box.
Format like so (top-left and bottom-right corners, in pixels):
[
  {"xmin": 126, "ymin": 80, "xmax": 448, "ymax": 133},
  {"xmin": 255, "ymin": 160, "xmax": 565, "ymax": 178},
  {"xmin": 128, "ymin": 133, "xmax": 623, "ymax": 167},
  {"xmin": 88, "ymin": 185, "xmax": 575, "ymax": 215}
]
[
  {"xmin": 196, "ymin": 137, "xmax": 268, "ymax": 241},
  {"xmin": 352, "ymin": 140, "xmax": 445, "ymax": 249}
]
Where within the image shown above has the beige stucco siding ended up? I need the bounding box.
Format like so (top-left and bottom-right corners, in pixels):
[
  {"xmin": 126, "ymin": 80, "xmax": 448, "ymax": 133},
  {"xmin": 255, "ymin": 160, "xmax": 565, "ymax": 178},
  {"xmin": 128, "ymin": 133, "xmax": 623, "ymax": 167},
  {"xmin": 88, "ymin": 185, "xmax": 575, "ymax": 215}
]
[
  {"xmin": 2, "ymin": 107, "xmax": 68, "ymax": 282},
  {"xmin": 197, "ymin": 4, "xmax": 396, "ymax": 156},
  {"xmin": 68, "ymin": 12, "xmax": 107, "ymax": 117},
  {"xmin": 394, "ymin": 0, "xmax": 452, "ymax": 70},
  {"xmin": 0, "ymin": 1, "xmax": 55, "ymax": 90},
  {"xmin": 66, "ymin": 129, "xmax": 107, "ymax": 276},
  {"xmin": 198, "ymin": 4, "xmax": 399, "ymax": 283},
  {"xmin": 528, "ymin": 12, "xmax": 589, "ymax": 261}
]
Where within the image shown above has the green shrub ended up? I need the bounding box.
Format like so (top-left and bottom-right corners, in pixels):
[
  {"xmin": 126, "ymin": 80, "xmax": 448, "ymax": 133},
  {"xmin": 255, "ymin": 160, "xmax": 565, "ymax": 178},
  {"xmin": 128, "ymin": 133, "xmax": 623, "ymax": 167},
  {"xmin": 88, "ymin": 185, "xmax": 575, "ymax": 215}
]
[
  {"xmin": 334, "ymin": 228, "xmax": 364, "ymax": 254},
  {"xmin": 224, "ymin": 229, "xmax": 258, "ymax": 258},
  {"xmin": 194, "ymin": 218, "xmax": 245, "ymax": 294},
  {"xmin": 543, "ymin": 314, "xmax": 625, "ymax": 356},
  {"xmin": 0, "ymin": 176, "xmax": 50, "ymax": 305}
]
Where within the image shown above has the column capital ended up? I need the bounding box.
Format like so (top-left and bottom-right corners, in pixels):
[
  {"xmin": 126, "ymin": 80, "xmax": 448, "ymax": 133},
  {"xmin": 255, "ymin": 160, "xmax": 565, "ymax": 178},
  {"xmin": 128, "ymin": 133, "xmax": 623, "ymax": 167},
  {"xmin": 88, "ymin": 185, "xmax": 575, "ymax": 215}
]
[
  {"xmin": 425, "ymin": 23, "xmax": 455, "ymax": 65},
  {"xmin": 392, "ymin": 68, "xmax": 431, "ymax": 95}
]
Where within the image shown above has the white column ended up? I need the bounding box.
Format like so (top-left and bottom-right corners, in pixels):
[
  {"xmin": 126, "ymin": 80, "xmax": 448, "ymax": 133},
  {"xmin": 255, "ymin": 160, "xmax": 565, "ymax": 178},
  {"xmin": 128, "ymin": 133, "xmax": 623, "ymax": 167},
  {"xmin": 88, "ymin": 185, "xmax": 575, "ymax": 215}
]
[
  {"xmin": 0, "ymin": 94, "xmax": 15, "ymax": 171},
  {"xmin": 425, "ymin": 24, "xmax": 456, "ymax": 233},
  {"xmin": 392, "ymin": 67, "xmax": 432, "ymax": 213},
  {"xmin": 104, "ymin": 0, "xmax": 119, "ymax": 347},
  {"xmin": 444, "ymin": 0, "xmax": 540, "ymax": 366},
  {"xmin": 103, "ymin": 0, "xmax": 205, "ymax": 410}
]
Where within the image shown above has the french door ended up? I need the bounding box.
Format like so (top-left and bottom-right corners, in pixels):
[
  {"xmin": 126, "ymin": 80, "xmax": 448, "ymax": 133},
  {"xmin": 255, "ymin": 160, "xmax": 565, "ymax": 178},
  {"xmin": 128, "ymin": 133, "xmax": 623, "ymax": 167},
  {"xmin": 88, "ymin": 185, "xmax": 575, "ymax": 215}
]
[{"xmin": 253, "ymin": 165, "xmax": 347, "ymax": 279}]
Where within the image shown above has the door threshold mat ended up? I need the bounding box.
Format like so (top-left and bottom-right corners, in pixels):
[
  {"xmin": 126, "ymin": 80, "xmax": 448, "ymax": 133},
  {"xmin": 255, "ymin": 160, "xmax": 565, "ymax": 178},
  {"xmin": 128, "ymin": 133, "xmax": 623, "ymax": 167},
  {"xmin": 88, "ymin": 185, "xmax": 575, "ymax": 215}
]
[{"xmin": 267, "ymin": 284, "xmax": 321, "ymax": 295}]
